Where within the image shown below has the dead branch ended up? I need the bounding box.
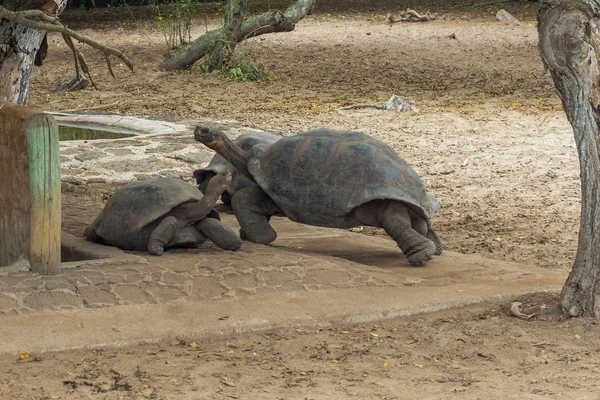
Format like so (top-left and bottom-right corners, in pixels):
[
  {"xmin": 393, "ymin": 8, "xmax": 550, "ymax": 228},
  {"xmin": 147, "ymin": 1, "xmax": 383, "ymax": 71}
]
[
  {"xmin": 61, "ymin": 34, "xmax": 96, "ymax": 90},
  {"xmin": 158, "ymin": 0, "xmax": 315, "ymax": 71},
  {"xmin": 450, "ymin": 0, "xmax": 513, "ymax": 9},
  {"xmin": 59, "ymin": 101, "xmax": 119, "ymax": 112},
  {"xmin": 338, "ymin": 102, "xmax": 387, "ymax": 111},
  {"xmin": 337, "ymin": 95, "xmax": 418, "ymax": 112},
  {"xmin": 510, "ymin": 302, "xmax": 536, "ymax": 320},
  {"xmin": 0, "ymin": 5, "xmax": 133, "ymax": 73},
  {"xmin": 387, "ymin": 9, "xmax": 437, "ymax": 23}
]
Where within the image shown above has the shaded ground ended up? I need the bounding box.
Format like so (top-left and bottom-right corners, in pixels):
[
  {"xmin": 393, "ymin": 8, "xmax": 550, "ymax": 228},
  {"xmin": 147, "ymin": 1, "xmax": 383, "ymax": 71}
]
[{"xmin": 5, "ymin": 0, "xmax": 594, "ymax": 398}]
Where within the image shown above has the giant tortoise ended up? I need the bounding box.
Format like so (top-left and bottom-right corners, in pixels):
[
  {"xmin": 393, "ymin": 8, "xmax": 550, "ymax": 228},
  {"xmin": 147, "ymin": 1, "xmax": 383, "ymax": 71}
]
[
  {"xmin": 84, "ymin": 172, "xmax": 242, "ymax": 255},
  {"xmin": 194, "ymin": 127, "xmax": 442, "ymax": 267}
]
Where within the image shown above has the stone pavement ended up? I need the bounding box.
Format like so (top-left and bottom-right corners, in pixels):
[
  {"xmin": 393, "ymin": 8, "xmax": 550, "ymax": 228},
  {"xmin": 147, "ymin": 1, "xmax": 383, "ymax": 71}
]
[
  {"xmin": 0, "ymin": 117, "xmax": 568, "ymax": 354},
  {"xmin": 0, "ymin": 215, "xmax": 566, "ymax": 355},
  {"xmin": 57, "ymin": 116, "xmax": 274, "ymax": 185}
]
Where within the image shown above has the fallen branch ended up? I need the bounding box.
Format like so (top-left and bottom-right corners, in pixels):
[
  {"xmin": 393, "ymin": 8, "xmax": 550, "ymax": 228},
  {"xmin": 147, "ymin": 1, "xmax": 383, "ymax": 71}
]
[
  {"xmin": 0, "ymin": 5, "xmax": 134, "ymax": 73},
  {"xmin": 337, "ymin": 95, "xmax": 417, "ymax": 112},
  {"xmin": 387, "ymin": 9, "xmax": 437, "ymax": 23},
  {"xmin": 59, "ymin": 101, "xmax": 120, "ymax": 112},
  {"xmin": 158, "ymin": 0, "xmax": 315, "ymax": 71}
]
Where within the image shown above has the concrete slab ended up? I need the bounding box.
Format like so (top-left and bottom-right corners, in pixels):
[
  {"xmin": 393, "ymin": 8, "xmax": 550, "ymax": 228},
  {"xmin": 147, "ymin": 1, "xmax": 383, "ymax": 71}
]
[{"xmin": 0, "ymin": 215, "xmax": 566, "ymax": 354}]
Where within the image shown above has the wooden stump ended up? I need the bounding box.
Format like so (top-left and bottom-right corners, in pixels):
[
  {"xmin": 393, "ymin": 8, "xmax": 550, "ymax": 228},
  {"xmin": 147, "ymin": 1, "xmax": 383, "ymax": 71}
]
[{"xmin": 0, "ymin": 101, "xmax": 61, "ymax": 275}]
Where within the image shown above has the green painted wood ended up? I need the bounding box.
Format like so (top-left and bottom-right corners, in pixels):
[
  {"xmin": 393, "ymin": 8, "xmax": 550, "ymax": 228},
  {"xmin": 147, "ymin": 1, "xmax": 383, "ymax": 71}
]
[
  {"xmin": 0, "ymin": 101, "xmax": 61, "ymax": 275},
  {"xmin": 26, "ymin": 113, "xmax": 61, "ymax": 275}
]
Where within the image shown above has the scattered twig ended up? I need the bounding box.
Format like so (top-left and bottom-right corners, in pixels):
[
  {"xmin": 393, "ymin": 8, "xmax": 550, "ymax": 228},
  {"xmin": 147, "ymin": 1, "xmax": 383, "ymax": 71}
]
[
  {"xmin": 450, "ymin": 0, "xmax": 513, "ymax": 9},
  {"xmin": 59, "ymin": 101, "xmax": 120, "ymax": 112},
  {"xmin": 338, "ymin": 102, "xmax": 388, "ymax": 111},
  {"xmin": 387, "ymin": 9, "xmax": 437, "ymax": 23}
]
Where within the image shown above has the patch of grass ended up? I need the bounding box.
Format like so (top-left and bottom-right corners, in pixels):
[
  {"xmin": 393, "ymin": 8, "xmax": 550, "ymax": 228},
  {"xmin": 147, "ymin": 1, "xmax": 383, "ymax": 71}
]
[{"xmin": 218, "ymin": 53, "xmax": 273, "ymax": 82}]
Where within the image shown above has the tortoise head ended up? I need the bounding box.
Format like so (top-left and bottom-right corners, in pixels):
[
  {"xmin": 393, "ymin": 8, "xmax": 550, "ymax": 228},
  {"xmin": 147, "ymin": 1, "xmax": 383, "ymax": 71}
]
[{"xmin": 193, "ymin": 125, "xmax": 255, "ymax": 181}]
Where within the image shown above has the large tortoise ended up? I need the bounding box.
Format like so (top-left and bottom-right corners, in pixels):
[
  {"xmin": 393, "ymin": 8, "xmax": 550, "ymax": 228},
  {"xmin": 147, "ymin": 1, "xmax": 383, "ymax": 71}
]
[
  {"xmin": 193, "ymin": 131, "xmax": 280, "ymax": 206},
  {"xmin": 84, "ymin": 172, "xmax": 242, "ymax": 255},
  {"xmin": 194, "ymin": 127, "xmax": 442, "ymax": 267}
]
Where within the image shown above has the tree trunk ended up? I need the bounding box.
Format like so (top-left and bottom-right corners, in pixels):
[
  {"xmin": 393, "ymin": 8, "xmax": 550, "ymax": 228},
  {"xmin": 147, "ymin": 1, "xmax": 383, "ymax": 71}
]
[
  {"xmin": 0, "ymin": 22, "xmax": 45, "ymax": 104},
  {"xmin": 158, "ymin": 0, "xmax": 315, "ymax": 71},
  {"xmin": 538, "ymin": 0, "xmax": 600, "ymax": 317},
  {"xmin": 0, "ymin": 0, "xmax": 67, "ymax": 104},
  {"xmin": 206, "ymin": 0, "xmax": 244, "ymax": 72}
]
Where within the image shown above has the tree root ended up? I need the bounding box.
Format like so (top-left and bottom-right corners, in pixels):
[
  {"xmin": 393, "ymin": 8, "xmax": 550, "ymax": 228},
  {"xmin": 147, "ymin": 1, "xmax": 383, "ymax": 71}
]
[{"xmin": 387, "ymin": 9, "xmax": 437, "ymax": 23}]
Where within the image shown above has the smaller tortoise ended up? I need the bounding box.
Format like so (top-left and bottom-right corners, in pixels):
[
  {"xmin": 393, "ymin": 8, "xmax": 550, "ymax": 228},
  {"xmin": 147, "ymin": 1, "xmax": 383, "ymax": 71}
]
[
  {"xmin": 194, "ymin": 131, "xmax": 280, "ymax": 206},
  {"xmin": 194, "ymin": 127, "xmax": 442, "ymax": 267},
  {"xmin": 84, "ymin": 172, "xmax": 242, "ymax": 255}
]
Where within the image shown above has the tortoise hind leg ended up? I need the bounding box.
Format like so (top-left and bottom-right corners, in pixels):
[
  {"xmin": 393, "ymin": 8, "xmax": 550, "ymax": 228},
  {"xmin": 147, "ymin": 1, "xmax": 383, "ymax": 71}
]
[
  {"xmin": 196, "ymin": 218, "xmax": 242, "ymax": 250},
  {"xmin": 355, "ymin": 200, "xmax": 435, "ymax": 267},
  {"xmin": 409, "ymin": 209, "xmax": 443, "ymax": 256},
  {"xmin": 426, "ymin": 224, "xmax": 443, "ymax": 256},
  {"xmin": 231, "ymin": 186, "xmax": 279, "ymax": 244},
  {"xmin": 83, "ymin": 225, "xmax": 104, "ymax": 244}
]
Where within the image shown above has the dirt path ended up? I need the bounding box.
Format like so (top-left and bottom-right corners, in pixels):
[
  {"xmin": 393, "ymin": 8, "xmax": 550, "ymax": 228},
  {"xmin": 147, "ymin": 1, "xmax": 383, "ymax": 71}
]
[{"xmin": 5, "ymin": 2, "xmax": 595, "ymax": 398}]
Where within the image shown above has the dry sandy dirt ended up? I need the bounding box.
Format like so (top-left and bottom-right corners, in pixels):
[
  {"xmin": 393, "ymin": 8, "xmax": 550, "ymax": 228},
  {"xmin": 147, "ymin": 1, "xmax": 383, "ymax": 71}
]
[{"xmin": 3, "ymin": 0, "xmax": 599, "ymax": 399}]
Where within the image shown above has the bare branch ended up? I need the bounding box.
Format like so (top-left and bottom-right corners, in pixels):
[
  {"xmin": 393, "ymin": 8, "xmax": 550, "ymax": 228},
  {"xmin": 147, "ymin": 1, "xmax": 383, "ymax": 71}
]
[{"xmin": 0, "ymin": 4, "xmax": 134, "ymax": 72}]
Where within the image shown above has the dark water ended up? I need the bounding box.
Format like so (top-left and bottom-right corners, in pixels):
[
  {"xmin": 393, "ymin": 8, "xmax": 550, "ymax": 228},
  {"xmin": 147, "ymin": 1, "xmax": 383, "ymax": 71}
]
[{"xmin": 58, "ymin": 126, "xmax": 135, "ymax": 141}]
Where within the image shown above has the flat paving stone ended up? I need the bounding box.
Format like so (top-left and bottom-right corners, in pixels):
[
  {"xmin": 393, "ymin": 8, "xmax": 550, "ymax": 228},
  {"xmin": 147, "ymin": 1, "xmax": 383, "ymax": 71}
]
[{"xmin": 0, "ymin": 207, "xmax": 568, "ymax": 353}]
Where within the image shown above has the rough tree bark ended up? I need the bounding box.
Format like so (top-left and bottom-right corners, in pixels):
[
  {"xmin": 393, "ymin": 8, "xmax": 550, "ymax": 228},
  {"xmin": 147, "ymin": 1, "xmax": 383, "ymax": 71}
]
[
  {"xmin": 1, "ymin": 0, "xmax": 133, "ymax": 102},
  {"xmin": 206, "ymin": 0, "xmax": 244, "ymax": 72},
  {"xmin": 538, "ymin": 0, "xmax": 600, "ymax": 317},
  {"xmin": 158, "ymin": 0, "xmax": 315, "ymax": 71},
  {"xmin": 0, "ymin": 0, "xmax": 65, "ymax": 104}
]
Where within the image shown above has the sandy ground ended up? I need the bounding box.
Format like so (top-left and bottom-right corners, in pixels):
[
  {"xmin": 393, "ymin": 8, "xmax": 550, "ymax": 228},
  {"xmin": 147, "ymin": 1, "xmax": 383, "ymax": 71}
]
[{"xmin": 3, "ymin": 1, "xmax": 597, "ymax": 398}]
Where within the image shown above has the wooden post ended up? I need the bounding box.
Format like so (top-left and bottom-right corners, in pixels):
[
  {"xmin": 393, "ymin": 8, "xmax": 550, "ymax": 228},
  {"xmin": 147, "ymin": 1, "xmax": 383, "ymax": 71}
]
[{"xmin": 0, "ymin": 101, "xmax": 61, "ymax": 275}]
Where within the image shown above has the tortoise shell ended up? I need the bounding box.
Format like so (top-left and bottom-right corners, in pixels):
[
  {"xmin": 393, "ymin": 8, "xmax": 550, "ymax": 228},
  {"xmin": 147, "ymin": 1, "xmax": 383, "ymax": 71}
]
[
  {"xmin": 89, "ymin": 178, "xmax": 218, "ymax": 250},
  {"xmin": 248, "ymin": 129, "xmax": 439, "ymax": 227}
]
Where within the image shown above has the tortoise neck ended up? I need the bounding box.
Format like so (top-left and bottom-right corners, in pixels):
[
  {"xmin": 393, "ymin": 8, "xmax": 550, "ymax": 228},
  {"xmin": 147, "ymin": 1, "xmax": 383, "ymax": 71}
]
[
  {"xmin": 174, "ymin": 173, "xmax": 229, "ymax": 225},
  {"xmin": 194, "ymin": 126, "xmax": 254, "ymax": 181},
  {"xmin": 174, "ymin": 201, "xmax": 215, "ymax": 226}
]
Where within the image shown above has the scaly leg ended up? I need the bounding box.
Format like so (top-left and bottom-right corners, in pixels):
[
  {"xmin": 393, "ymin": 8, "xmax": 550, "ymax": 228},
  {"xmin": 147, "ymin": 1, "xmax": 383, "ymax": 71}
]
[
  {"xmin": 355, "ymin": 200, "xmax": 435, "ymax": 267},
  {"xmin": 231, "ymin": 186, "xmax": 280, "ymax": 244},
  {"xmin": 196, "ymin": 218, "xmax": 242, "ymax": 250}
]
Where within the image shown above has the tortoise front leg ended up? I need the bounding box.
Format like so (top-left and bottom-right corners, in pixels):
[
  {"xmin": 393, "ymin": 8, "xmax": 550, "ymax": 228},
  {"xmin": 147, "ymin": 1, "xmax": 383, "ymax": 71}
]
[
  {"xmin": 195, "ymin": 218, "xmax": 242, "ymax": 250},
  {"xmin": 231, "ymin": 186, "xmax": 280, "ymax": 244},
  {"xmin": 148, "ymin": 216, "xmax": 182, "ymax": 255}
]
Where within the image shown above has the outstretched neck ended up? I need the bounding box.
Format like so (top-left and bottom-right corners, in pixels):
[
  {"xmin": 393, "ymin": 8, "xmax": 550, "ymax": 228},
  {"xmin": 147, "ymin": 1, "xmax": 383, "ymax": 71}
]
[{"xmin": 194, "ymin": 126, "xmax": 254, "ymax": 181}]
